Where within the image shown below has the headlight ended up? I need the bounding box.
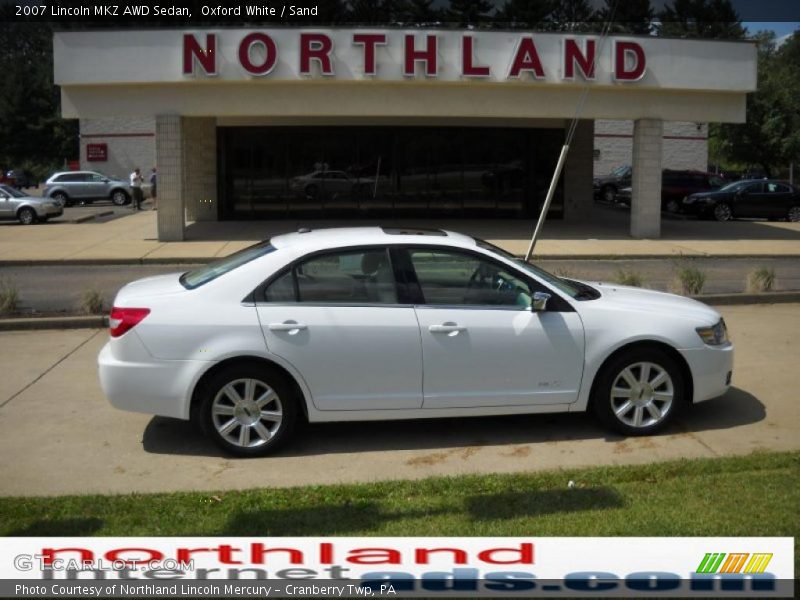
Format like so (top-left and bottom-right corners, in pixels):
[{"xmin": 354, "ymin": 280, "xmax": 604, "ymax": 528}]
[
  {"xmin": 696, "ymin": 319, "xmax": 729, "ymax": 346},
  {"xmin": 683, "ymin": 195, "xmax": 695, "ymax": 204}
]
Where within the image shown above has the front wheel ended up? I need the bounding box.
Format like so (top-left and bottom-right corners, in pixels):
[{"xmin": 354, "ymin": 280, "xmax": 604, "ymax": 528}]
[
  {"xmin": 788, "ymin": 206, "xmax": 800, "ymax": 222},
  {"xmin": 665, "ymin": 199, "xmax": 680, "ymax": 213},
  {"xmin": 17, "ymin": 207, "xmax": 37, "ymax": 225},
  {"xmin": 601, "ymin": 185, "xmax": 616, "ymax": 204},
  {"xmin": 592, "ymin": 347, "xmax": 685, "ymax": 436},
  {"xmin": 713, "ymin": 202, "xmax": 733, "ymax": 222},
  {"xmin": 198, "ymin": 363, "xmax": 298, "ymax": 457},
  {"xmin": 111, "ymin": 189, "xmax": 130, "ymax": 206}
]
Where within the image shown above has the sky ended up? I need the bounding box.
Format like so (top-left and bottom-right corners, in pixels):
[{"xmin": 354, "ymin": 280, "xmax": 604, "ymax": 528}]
[{"xmin": 743, "ymin": 21, "xmax": 799, "ymax": 43}]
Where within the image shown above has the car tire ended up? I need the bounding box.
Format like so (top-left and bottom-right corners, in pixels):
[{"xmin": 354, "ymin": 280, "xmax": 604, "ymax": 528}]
[
  {"xmin": 666, "ymin": 199, "xmax": 680, "ymax": 213},
  {"xmin": 51, "ymin": 192, "xmax": 70, "ymax": 207},
  {"xmin": 601, "ymin": 185, "xmax": 616, "ymax": 204},
  {"xmin": 305, "ymin": 184, "xmax": 319, "ymax": 199},
  {"xmin": 788, "ymin": 206, "xmax": 800, "ymax": 222},
  {"xmin": 17, "ymin": 207, "xmax": 37, "ymax": 225},
  {"xmin": 592, "ymin": 346, "xmax": 685, "ymax": 437},
  {"xmin": 111, "ymin": 189, "xmax": 130, "ymax": 206},
  {"xmin": 197, "ymin": 363, "xmax": 299, "ymax": 457},
  {"xmin": 713, "ymin": 202, "xmax": 733, "ymax": 222}
]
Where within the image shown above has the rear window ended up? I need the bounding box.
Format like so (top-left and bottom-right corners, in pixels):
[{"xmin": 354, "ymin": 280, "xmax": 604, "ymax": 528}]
[{"xmin": 180, "ymin": 241, "xmax": 276, "ymax": 289}]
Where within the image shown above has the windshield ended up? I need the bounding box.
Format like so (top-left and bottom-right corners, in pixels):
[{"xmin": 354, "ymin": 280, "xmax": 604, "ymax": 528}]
[
  {"xmin": 0, "ymin": 185, "xmax": 26, "ymax": 198},
  {"xmin": 611, "ymin": 165, "xmax": 629, "ymax": 177},
  {"xmin": 180, "ymin": 241, "xmax": 276, "ymax": 289},
  {"xmin": 474, "ymin": 239, "xmax": 582, "ymax": 299}
]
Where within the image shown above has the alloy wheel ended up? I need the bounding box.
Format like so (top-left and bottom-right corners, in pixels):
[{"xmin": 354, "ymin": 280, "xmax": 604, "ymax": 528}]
[
  {"xmin": 713, "ymin": 203, "xmax": 732, "ymax": 221},
  {"xmin": 609, "ymin": 361, "xmax": 674, "ymax": 429},
  {"xmin": 18, "ymin": 208, "xmax": 35, "ymax": 225},
  {"xmin": 211, "ymin": 378, "xmax": 283, "ymax": 449},
  {"xmin": 112, "ymin": 191, "xmax": 128, "ymax": 206}
]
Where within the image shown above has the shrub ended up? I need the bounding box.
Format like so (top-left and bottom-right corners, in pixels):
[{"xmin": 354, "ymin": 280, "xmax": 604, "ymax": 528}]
[
  {"xmin": 672, "ymin": 264, "xmax": 706, "ymax": 296},
  {"xmin": 746, "ymin": 267, "xmax": 776, "ymax": 293},
  {"xmin": 0, "ymin": 277, "xmax": 19, "ymax": 315},
  {"xmin": 80, "ymin": 289, "xmax": 105, "ymax": 315},
  {"xmin": 614, "ymin": 268, "xmax": 644, "ymax": 287}
]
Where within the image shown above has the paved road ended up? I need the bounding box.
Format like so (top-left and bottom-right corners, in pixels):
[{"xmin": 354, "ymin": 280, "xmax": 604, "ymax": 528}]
[
  {"xmin": 2, "ymin": 258, "xmax": 800, "ymax": 314},
  {"xmin": 0, "ymin": 303, "xmax": 797, "ymax": 497}
]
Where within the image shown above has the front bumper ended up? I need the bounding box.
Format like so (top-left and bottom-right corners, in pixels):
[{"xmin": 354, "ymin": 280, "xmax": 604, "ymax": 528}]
[
  {"xmin": 679, "ymin": 343, "xmax": 734, "ymax": 403},
  {"xmin": 35, "ymin": 204, "xmax": 63, "ymax": 218}
]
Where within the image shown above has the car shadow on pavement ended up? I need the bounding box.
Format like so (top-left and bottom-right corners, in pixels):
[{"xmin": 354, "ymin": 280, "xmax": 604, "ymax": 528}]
[
  {"xmin": 5, "ymin": 517, "xmax": 104, "ymax": 536},
  {"xmin": 222, "ymin": 487, "xmax": 623, "ymax": 536},
  {"xmin": 142, "ymin": 387, "xmax": 764, "ymax": 459}
]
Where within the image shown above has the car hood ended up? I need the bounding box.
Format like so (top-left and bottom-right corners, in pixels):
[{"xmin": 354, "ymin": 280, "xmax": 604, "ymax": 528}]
[
  {"xmin": 580, "ymin": 281, "xmax": 720, "ymax": 325},
  {"xmin": 115, "ymin": 273, "xmax": 186, "ymax": 302}
]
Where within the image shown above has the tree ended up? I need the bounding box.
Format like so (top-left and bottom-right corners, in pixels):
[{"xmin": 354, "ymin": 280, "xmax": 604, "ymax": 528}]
[
  {"xmin": 447, "ymin": 0, "xmax": 495, "ymax": 27},
  {"xmin": 396, "ymin": 0, "xmax": 442, "ymax": 23},
  {"xmin": 546, "ymin": 0, "xmax": 600, "ymax": 33},
  {"xmin": 710, "ymin": 31, "xmax": 800, "ymax": 176},
  {"xmin": 495, "ymin": 0, "xmax": 554, "ymax": 29},
  {"xmin": 596, "ymin": 0, "xmax": 654, "ymax": 35},
  {"xmin": 658, "ymin": 0, "xmax": 746, "ymax": 40}
]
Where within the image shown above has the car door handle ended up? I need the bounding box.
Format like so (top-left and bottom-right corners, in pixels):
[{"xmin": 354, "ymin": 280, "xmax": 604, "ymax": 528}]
[
  {"xmin": 268, "ymin": 322, "xmax": 307, "ymax": 332},
  {"xmin": 429, "ymin": 323, "xmax": 466, "ymax": 334}
]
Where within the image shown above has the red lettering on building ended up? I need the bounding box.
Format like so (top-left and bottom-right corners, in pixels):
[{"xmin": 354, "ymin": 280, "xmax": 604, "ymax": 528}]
[
  {"xmin": 404, "ymin": 34, "xmax": 437, "ymax": 77},
  {"xmin": 300, "ymin": 33, "xmax": 334, "ymax": 75},
  {"xmin": 508, "ymin": 37, "xmax": 545, "ymax": 79},
  {"xmin": 462, "ymin": 36, "xmax": 490, "ymax": 77},
  {"xmin": 353, "ymin": 33, "xmax": 387, "ymax": 76},
  {"xmin": 183, "ymin": 33, "xmax": 217, "ymax": 75},
  {"xmin": 238, "ymin": 32, "xmax": 278, "ymax": 76},
  {"xmin": 615, "ymin": 41, "xmax": 646, "ymax": 80}
]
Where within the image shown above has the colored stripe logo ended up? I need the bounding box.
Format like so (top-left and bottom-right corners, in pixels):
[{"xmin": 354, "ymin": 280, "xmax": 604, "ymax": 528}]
[{"xmin": 696, "ymin": 553, "xmax": 773, "ymax": 574}]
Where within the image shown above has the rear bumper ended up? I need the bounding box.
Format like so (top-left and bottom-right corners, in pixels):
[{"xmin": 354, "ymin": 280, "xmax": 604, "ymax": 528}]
[
  {"xmin": 98, "ymin": 341, "xmax": 208, "ymax": 420},
  {"xmin": 679, "ymin": 343, "xmax": 734, "ymax": 403}
]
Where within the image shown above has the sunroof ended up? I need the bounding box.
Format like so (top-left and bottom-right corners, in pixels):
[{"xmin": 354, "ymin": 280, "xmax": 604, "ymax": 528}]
[{"xmin": 381, "ymin": 227, "xmax": 447, "ymax": 236}]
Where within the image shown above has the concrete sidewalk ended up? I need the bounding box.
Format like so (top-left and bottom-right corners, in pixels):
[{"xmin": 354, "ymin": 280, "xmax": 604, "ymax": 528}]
[
  {"xmin": 1, "ymin": 206, "xmax": 799, "ymax": 264},
  {"xmin": 0, "ymin": 303, "xmax": 798, "ymax": 497}
]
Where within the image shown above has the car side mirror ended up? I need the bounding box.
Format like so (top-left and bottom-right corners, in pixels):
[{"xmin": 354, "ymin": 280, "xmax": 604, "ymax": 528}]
[
  {"xmin": 532, "ymin": 291, "xmax": 551, "ymax": 312},
  {"xmin": 102, "ymin": 179, "xmax": 109, "ymax": 183}
]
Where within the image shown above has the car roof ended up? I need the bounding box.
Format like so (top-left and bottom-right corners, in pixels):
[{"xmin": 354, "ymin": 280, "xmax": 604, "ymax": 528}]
[{"xmin": 270, "ymin": 227, "xmax": 478, "ymax": 252}]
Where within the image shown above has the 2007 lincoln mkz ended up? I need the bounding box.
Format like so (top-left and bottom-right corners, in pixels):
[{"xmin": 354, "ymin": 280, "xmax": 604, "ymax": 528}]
[{"xmin": 98, "ymin": 227, "xmax": 733, "ymax": 456}]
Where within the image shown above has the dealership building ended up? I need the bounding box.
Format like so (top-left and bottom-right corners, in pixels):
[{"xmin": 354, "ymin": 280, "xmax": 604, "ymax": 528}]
[{"xmin": 54, "ymin": 28, "xmax": 756, "ymax": 241}]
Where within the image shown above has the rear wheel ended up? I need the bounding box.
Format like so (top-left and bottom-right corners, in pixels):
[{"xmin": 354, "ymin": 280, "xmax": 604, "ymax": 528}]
[
  {"xmin": 788, "ymin": 206, "xmax": 800, "ymax": 222},
  {"xmin": 713, "ymin": 202, "xmax": 733, "ymax": 222},
  {"xmin": 592, "ymin": 347, "xmax": 685, "ymax": 436},
  {"xmin": 601, "ymin": 185, "xmax": 616, "ymax": 204},
  {"xmin": 198, "ymin": 363, "xmax": 298, "ymax": 457},
  {"xmin": 111, "ymin": 189, "xmax": 129, "ymax": 206},
  {"xmin": 17, "ymin": 207, "xmax": 37, "ymax": 225}
]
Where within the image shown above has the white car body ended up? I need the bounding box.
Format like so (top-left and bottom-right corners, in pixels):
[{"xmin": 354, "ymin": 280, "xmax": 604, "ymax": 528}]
[{"xmin": 98, "ymin": 227, "xmax": 733, "ymax": 451}]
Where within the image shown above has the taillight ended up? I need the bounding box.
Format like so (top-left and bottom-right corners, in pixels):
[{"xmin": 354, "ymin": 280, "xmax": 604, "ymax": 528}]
[{"xmin": 109, "ymin": 307, "xmax": 150, "ymax": 338}]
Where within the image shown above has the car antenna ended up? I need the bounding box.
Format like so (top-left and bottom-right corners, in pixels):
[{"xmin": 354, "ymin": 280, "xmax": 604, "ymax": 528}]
[{"xmin": 524, "ymin": 1, "xmax": 619, "ymax": 262}]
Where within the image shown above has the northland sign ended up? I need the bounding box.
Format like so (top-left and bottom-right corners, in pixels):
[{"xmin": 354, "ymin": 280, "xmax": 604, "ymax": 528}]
[{"xmin": 182, "ymin": 31, "xmax": 647, "ymax": 82}]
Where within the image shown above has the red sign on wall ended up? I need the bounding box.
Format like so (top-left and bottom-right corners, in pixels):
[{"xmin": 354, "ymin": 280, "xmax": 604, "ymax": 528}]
[{"xmin": 86, "ymin": 143, "xmax": 108, "ymax": 162}]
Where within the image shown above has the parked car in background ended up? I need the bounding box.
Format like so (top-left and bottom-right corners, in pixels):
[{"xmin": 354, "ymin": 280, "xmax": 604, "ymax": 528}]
[
  {"xmin": 43, "ymin": 171, "xmax": 131, "ymax": 207},
  {"xmin": 2, "ymin": 169, "xmax": 36, "ymax": 189},
  {"xmin": 680, "ymin": 179, "xmax": 800, "ymax": 222},
  {"xmin": 290, "ymin": 170, "xmax": 371, "ymax": 200},
  {"xmin": 0, "ymin": 184, "xmax": 63, "ymax": 225},
  {"xmin": 99, "ymin": 227, "xmax": 733, "ymax": 456},
  {"xmin": 615, "ymin": 170, "xmax": 727, "ymax": 212},
  {"xmin": 593, "ymin": 165, "xmax": 631, "ymax": 203}
]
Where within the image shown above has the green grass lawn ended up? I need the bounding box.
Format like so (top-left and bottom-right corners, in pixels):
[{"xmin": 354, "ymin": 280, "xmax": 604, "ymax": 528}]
[{"xmin": 2, "ymin": 451, "xmax": 797, "ymax": 554}]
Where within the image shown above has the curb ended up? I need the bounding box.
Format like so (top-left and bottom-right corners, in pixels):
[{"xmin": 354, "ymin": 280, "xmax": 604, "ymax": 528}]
[
  {"xmin": 0, "ymin": 293, "xmax": 798, "ymax": 332},
  {"xmin": 70, "ymin": 210, "xmax": 115, "ymax": 224},
  {"xmin": 0, "ymin": 315, "xmax": 108, "ymax": 332}
]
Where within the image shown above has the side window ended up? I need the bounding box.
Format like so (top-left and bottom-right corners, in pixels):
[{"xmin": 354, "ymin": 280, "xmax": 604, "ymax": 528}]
[
  {"xmin": 264, "ymin": 249, "xmax": 398, "ymax": 304},
  {"xmin": 90, "ymin": 174, "xmax": 105, "ymax": 182},
  {"xmin": 408, "ymin": 249, "xmax": 533, "ymax": 308},
  {"xmin": 766, "ymin": 183, "xmax": 789, "ymax": 193}
]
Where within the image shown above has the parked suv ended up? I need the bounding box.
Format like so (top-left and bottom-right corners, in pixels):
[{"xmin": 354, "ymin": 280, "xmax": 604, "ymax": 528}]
[
  {"xmin": 593, "ymin": 165, "xmax": 631, "ymax": 203},
  {"xmin": 43, "ymin": 171, "xmax": 131, "ymax": 207}
]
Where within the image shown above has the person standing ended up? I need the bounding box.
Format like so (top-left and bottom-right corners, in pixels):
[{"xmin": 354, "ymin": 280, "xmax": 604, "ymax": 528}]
[
  {"xmin": 130, "ymin": 167, "xmax": 144, "ymax": 210},
  {"xmin": 149, "ymin": 167, "xmax": 157, "ymax": 211}
]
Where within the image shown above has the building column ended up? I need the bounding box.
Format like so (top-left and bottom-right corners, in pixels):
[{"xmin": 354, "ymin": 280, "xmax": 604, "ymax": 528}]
[
  {"xmin": 183, "ymin": 117, "xmax": 217, "ymax": 223},
  {"xmin": 155, "ymin": 115, "xmax": 185, "ymax": 242},
  {"xmin": 563, "ymin": 119, "xmax": 594, "ymax": 222},
  {"xmin": 630, "ymin": 118, "xmax": 663, "ymax": 239}
]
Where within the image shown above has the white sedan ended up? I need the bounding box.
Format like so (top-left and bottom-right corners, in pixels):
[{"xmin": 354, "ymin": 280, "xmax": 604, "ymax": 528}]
[{"xmin": 98, "ymin": 227, "xmax": 733, "ymax": 456}]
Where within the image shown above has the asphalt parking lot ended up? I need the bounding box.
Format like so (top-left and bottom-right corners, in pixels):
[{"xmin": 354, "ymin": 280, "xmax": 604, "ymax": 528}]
[{"xmin": 0, "ymin": 302, "xmax": 798, "ymax": 497}]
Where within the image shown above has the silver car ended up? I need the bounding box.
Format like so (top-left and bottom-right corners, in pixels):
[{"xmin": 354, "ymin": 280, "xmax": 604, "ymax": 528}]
[
  {"xmin": 44, "ymin": 171, "xmax": 132, "ymax": 207},
  {"xmin": 0, "ymin": 185, "xmax": 63, "ymax": 225}
]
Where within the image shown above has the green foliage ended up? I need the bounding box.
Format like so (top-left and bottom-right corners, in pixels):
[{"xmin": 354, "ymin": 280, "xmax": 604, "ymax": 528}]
[
  {"xmin": 447, "ymin": 0, "xmax": 495, "ymax": 25},
  {"xmin": 613, "ymin": 268, "xmax": 644, "ymax": 287},
  {"xmin": 657, "ymin": 0, "xmax": 746, "ymax": 40},
  {"xmin": 746, "ymin": 267, "xmax": 776, "ymax": 293},
  {"xmin": 672, "ymin": 262, "xmax": 706, "ymax": 295},
  {"xmin": 0, "ymin": 277, "xmax": 19, "ymax": 315},
  {"xmin": 79, "ymin": 289, "xmax": 105, "ymax": 315},
  {"xmin": 597, "ymin": 0, "xmax": 654, "ymax": 34}
]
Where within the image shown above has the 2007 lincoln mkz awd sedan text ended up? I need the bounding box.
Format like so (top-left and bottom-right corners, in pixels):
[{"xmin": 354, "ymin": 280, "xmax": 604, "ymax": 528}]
[{"xmin": 98, "ymin": 227, "xmax": 733, "ymax": 456}]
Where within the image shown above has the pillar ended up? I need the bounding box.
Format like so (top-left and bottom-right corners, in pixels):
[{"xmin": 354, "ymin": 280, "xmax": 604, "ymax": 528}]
[
  {"xmin": 563, "ymin": 119, "xmax": 594, "ymax": 222},
  {"xmin": 630, "ymin": 118, "xmax": 663, "ymax": 239},
  {"xmin": 155, "ymin": 115, "xmax": 185, "ymax": 242}
]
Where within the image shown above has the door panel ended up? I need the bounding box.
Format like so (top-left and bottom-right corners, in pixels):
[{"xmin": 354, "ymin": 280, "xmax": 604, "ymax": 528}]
[
  {"xmin": 416, "ymin": 307, "xmax": 584, "ymax": 408},
  {"xmin": 257, "ymin": 306, "xmax": 423, "ymax": 411}
]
